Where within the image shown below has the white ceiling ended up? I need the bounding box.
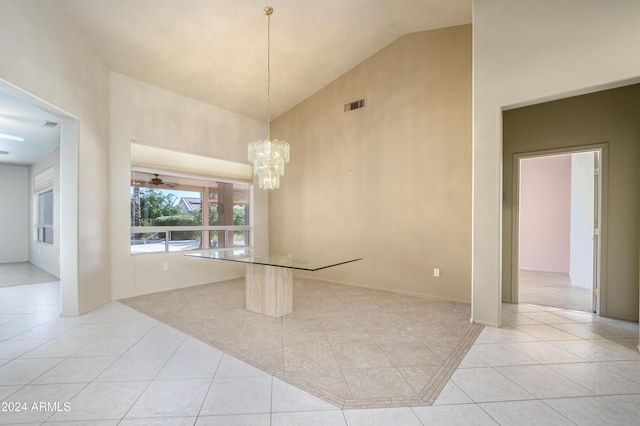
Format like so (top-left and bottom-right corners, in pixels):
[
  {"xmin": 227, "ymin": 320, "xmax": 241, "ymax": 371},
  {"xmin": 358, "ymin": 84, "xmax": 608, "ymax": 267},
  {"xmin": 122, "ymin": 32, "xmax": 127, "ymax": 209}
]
[
  {"xmin": 0, "ymin": 0, "xmax": 471, "ymax": 166},
  {"xmin": 58, "ymin": 0, "xmax": 471, "ymax": 120},
  {"xmin": 0, "ymin": 91, "xmax": 61, "ymax": 166}
]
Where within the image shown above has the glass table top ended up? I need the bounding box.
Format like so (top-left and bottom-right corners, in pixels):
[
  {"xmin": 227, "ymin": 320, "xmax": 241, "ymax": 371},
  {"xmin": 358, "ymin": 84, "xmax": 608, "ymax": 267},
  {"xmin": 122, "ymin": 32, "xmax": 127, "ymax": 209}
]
[{"xmin": 185, "ymin": 249, "xmax": 362, "ymax": 271}]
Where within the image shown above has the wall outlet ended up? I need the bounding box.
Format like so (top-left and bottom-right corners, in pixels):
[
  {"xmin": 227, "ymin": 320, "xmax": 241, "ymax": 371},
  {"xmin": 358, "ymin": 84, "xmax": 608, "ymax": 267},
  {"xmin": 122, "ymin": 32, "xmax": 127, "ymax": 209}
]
[
  {"xmin": 162, "ymin": 262, "xmax": 168, "ymax": 271},
  {"xmin": 434, "ymin": 268, "xmax": 440, "ymax": 277}
]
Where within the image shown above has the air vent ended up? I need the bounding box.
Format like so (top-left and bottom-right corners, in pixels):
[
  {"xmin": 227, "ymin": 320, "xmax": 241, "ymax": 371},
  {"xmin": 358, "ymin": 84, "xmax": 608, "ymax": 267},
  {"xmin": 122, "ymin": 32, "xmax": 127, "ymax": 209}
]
[
  {"xmin": 344, "ymin": 98, "xmax": 366, "ymax": 112},
  {"xmin": 0, "ymin": 150, "xmax": 9, "ymax": 155},
  {"xmin": 43, "ymin": 120, "xmax": 59, "ymax": 128}
]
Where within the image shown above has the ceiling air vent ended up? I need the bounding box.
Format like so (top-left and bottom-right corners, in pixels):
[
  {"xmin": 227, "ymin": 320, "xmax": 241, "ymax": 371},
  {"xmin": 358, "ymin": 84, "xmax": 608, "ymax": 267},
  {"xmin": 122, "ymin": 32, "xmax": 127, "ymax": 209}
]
[
  {"xmin": 0, "ymin": 151, "xmax": 9, "ymax": 155},
  {"xmin": 344, "ymin": 98, "xmax": 366, "ymax": 112},
  {"xmin": 43, "ymin": 120, "xmax": 59, "ymax": 128}
]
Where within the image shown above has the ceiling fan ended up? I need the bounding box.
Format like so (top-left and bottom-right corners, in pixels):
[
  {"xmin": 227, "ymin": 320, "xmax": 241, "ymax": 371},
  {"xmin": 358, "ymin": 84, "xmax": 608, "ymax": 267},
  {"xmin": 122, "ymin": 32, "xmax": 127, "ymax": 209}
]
[
  {"xmin": 131, "ymin": 173, "xmax": 177, "ymax": 188},
  {"xmin": 150, "ymin": 174, "xmax": 164, "ymax": 185},
  {"xmin": 149, "ymin": 173, "xmax": 178, "ymax": 188}
]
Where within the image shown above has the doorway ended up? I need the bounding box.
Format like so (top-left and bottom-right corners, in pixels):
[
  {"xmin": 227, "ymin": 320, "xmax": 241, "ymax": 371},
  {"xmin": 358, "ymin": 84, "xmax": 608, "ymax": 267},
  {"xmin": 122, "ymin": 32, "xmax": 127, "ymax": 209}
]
[
  {"xmin": 513, "ymin": 147, "xmax": 603, "ymax": 313},
  {"xmin": 0, "ymin": 78, "xmax": 79, "ymax": 315}
]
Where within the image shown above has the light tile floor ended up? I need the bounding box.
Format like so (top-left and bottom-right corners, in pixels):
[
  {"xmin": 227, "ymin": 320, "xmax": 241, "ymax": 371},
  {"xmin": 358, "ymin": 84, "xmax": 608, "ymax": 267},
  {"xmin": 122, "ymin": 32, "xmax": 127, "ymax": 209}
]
[
  {"xmin": 120, "ymin": 279, "xmax": 481, "ymax": 408},
  {"xmin": 519, "ymin": 270, "xmax": 592, "ymax": 313},
  {"xmin": 0, "ymin": 281, "xmax": 638, "ymax": 425},
  {"xmin": 0, "ymin": 262, "xmax": 58, "ymax": 288}
]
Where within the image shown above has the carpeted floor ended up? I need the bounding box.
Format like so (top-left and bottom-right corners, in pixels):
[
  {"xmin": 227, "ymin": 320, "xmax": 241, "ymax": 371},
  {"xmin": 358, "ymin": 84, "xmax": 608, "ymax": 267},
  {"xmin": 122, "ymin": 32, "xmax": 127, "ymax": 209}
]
[
  {"xmin": 0, "ymin": 262, "xmax": 59, "ymax": 288},
  {"xmin": 121, "ymin": 278, "xmax": 483, "ymax": 409}
]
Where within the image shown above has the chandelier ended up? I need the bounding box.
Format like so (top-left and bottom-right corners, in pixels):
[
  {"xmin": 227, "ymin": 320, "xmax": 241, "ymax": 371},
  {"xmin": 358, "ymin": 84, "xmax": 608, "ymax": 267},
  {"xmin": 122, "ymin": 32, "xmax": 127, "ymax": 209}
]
[{"xmin": 248, "ymin": 6, "xmax": 290, "ymax": 190}]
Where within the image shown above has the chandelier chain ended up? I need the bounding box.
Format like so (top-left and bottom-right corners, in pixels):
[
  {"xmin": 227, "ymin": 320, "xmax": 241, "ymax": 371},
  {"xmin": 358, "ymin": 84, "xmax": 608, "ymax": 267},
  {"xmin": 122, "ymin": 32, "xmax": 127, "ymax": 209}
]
[
  {"xmin": 266, "ymin": 10, "xmax": 271, "ymax": 140},
  {"xmin": 248, "ymin": 6, "xmax": 289, "ymax": 190}
]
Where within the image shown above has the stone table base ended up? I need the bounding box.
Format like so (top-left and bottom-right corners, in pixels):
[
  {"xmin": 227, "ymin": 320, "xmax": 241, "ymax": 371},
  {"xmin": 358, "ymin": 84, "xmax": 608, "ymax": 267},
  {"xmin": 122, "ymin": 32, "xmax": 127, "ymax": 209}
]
[{"xmin": 245, "ymin": 263, "xmax": 293, "ymax": 317}]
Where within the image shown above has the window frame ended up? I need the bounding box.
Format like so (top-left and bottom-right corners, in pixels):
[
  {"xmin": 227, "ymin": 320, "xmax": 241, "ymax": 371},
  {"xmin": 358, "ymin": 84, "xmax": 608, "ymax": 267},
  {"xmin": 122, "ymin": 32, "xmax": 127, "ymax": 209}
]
[
  {"xmin": 34, "ymin": 167, "xmax": 55, "ymax": 245},
  {"xmin": 37, "ymin": 189, "xmax": 54, "ymax": 245},
  {"xmin": 130, "ymin": 171, "xmax": 252, "ymax": 255}
]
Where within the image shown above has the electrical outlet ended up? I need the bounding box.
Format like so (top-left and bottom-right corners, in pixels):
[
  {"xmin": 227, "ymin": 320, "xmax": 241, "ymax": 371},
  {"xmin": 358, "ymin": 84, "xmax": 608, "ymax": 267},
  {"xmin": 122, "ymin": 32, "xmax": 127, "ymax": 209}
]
[
  {"xmin": 434, "ymin": 268, "xmax": 440, "ymax": 277},
  {"xmin": 162, "ymin": 262, "xmax": 168, "ymax": 271}
]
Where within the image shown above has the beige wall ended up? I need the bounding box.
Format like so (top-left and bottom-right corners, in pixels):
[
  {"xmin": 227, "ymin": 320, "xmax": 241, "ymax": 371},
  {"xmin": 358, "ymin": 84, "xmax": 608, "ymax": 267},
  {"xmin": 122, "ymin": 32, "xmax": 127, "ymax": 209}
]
[
  {"xmin": 270, "ymin": 25, "xmax": 472, "ymax": 303},
  {"xmin": 0, "ymin": 0, "xmax": 111, "ymax": 314},
  {"xmin": 503, "ymin": 84, "xmax": 640, "ymax": 321},
  {"xmin": 109, "ymin": 72, "xmax": 269, "ymax": 299},
  {"xmin": 473, "ymin": 0, "xmax": 640, "ymax": 326}
]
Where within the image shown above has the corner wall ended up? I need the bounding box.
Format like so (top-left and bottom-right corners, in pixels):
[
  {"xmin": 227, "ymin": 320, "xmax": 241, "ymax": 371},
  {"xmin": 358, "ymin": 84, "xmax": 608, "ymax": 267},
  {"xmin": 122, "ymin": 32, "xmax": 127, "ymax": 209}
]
[
  {"xmin": 270, "ymin": 25, "xmax": 472, "ymax": 303},
  {"xmin": 473, "ymin": 0, "xmax": 640, "ymax": 326},
  {"xmin": 0, "ymin": 0, "xmax": 111, "ymax": 314},
  {"xmin": 503, "ymin": 85, "xmax": 640, "ymax": 321},
  {"xmin": 109, "ymin": 72, "xmax": 268, "ymax": 299}
]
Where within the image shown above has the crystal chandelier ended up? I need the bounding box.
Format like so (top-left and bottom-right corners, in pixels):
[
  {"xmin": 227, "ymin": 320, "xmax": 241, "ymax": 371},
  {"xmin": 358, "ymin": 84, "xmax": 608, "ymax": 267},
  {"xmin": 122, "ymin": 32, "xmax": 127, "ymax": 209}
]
[{"xmin": 248, "ymin": 6, "xmax": 290, "ymax": 190}]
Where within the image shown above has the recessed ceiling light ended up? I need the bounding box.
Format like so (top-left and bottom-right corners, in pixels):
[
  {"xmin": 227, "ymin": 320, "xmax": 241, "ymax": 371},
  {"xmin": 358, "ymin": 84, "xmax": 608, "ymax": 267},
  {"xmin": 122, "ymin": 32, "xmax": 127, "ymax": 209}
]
[{"xmin": 0, "ymin": 133, "xmax": 24, "ymax": 142}]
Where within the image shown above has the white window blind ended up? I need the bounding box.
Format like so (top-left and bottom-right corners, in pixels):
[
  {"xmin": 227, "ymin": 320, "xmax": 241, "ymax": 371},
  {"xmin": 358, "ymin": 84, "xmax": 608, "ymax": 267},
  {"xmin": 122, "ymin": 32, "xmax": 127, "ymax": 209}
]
[{"xmin": 34, "ymin": 167, "xmax": 54, "ymax": 194}]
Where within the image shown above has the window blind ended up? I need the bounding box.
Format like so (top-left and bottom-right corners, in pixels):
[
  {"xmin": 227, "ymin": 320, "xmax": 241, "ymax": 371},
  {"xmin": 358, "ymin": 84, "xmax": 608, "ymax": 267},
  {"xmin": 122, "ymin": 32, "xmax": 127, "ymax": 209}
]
[{"xmin": 34, "ymin": 167, "xmax": 54, "ymax": 194}]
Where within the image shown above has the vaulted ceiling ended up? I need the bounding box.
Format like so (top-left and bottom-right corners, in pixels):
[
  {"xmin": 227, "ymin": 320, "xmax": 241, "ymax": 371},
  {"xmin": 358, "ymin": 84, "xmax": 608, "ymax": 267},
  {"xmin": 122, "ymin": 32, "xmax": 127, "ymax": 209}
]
[
  {"xmin": 0, "ymin": 0, "xmax": 471, "ymax": 165},
  {"xmin": 58, "ymin": 0, "xmax": 471, "ymax": 120}
]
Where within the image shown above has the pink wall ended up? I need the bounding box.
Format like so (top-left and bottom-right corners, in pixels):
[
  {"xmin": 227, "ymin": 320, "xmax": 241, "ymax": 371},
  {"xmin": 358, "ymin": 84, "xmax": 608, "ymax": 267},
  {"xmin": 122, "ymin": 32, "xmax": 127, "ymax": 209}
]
[{"xmin": 519, "ymin": 155, "xmax": 571, "ymax": 272}]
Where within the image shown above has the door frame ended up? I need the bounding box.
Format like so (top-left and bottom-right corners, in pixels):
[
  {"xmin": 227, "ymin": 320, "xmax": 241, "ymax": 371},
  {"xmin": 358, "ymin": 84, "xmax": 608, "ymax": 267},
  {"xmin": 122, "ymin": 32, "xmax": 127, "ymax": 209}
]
[
  {"xmin": 511, "ymin": 143, "xmax": 608, "ymax": 314},
  {"xmin": 0, "ymin": 78, "xmax": 80, "ymax": 316}
]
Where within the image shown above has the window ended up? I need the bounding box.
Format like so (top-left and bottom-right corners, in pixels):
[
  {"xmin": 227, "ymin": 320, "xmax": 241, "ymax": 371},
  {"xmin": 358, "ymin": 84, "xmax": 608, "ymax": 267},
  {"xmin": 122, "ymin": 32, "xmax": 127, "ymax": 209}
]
[
  {"xmin": 37, "ymin": 190, "xmax": 54, "ymax": 244},
  {"xmin": 34, "ymin": 167, "xmax": 54, "ymax": 245},
  {"xmin": 130, "ymin": 171, "xmax": 251, "ymax": 254}
]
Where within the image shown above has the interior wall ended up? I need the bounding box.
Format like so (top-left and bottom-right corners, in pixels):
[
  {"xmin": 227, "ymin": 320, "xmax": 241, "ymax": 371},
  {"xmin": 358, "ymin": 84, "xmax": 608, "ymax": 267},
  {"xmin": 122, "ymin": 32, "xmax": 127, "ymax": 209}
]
[
  {"xmin": 570, "ymin": 151, "xmax": 595, "ymax": 289},
  {"xmin": 0, "ymin": 164, "xmax": 29, "ymax": 263},
  {"xmin": 0, "ymin": 0, "xmax": 111, "ymax": 314},
  {"xmin": 30, "ymin": 147, "xmax": 61, "ymax": 277},
  {"xmin": 270, "ymin": 25, "xmax": 472, "ymax": 303},
  {"xmin": 473, "ymin": 0, "xmax": 640, "ymax": 326},
  {"xmin": 109, "ymin": 72, "xmax": 268, "ymax": 299},
  {"xmin": 503, "ymin": 84, "xmax": 640, "ymax": 321},
  {"xmin": 519, "ymin": 155, "xmax": 571, "ymax": 273}
]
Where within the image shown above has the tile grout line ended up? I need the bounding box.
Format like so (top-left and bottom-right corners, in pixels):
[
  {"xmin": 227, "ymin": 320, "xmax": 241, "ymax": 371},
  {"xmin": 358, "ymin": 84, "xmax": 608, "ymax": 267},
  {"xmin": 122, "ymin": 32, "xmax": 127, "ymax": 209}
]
[{"xmin": 120, "ymin": 278, "xmax": 486, "ymax": 410}]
